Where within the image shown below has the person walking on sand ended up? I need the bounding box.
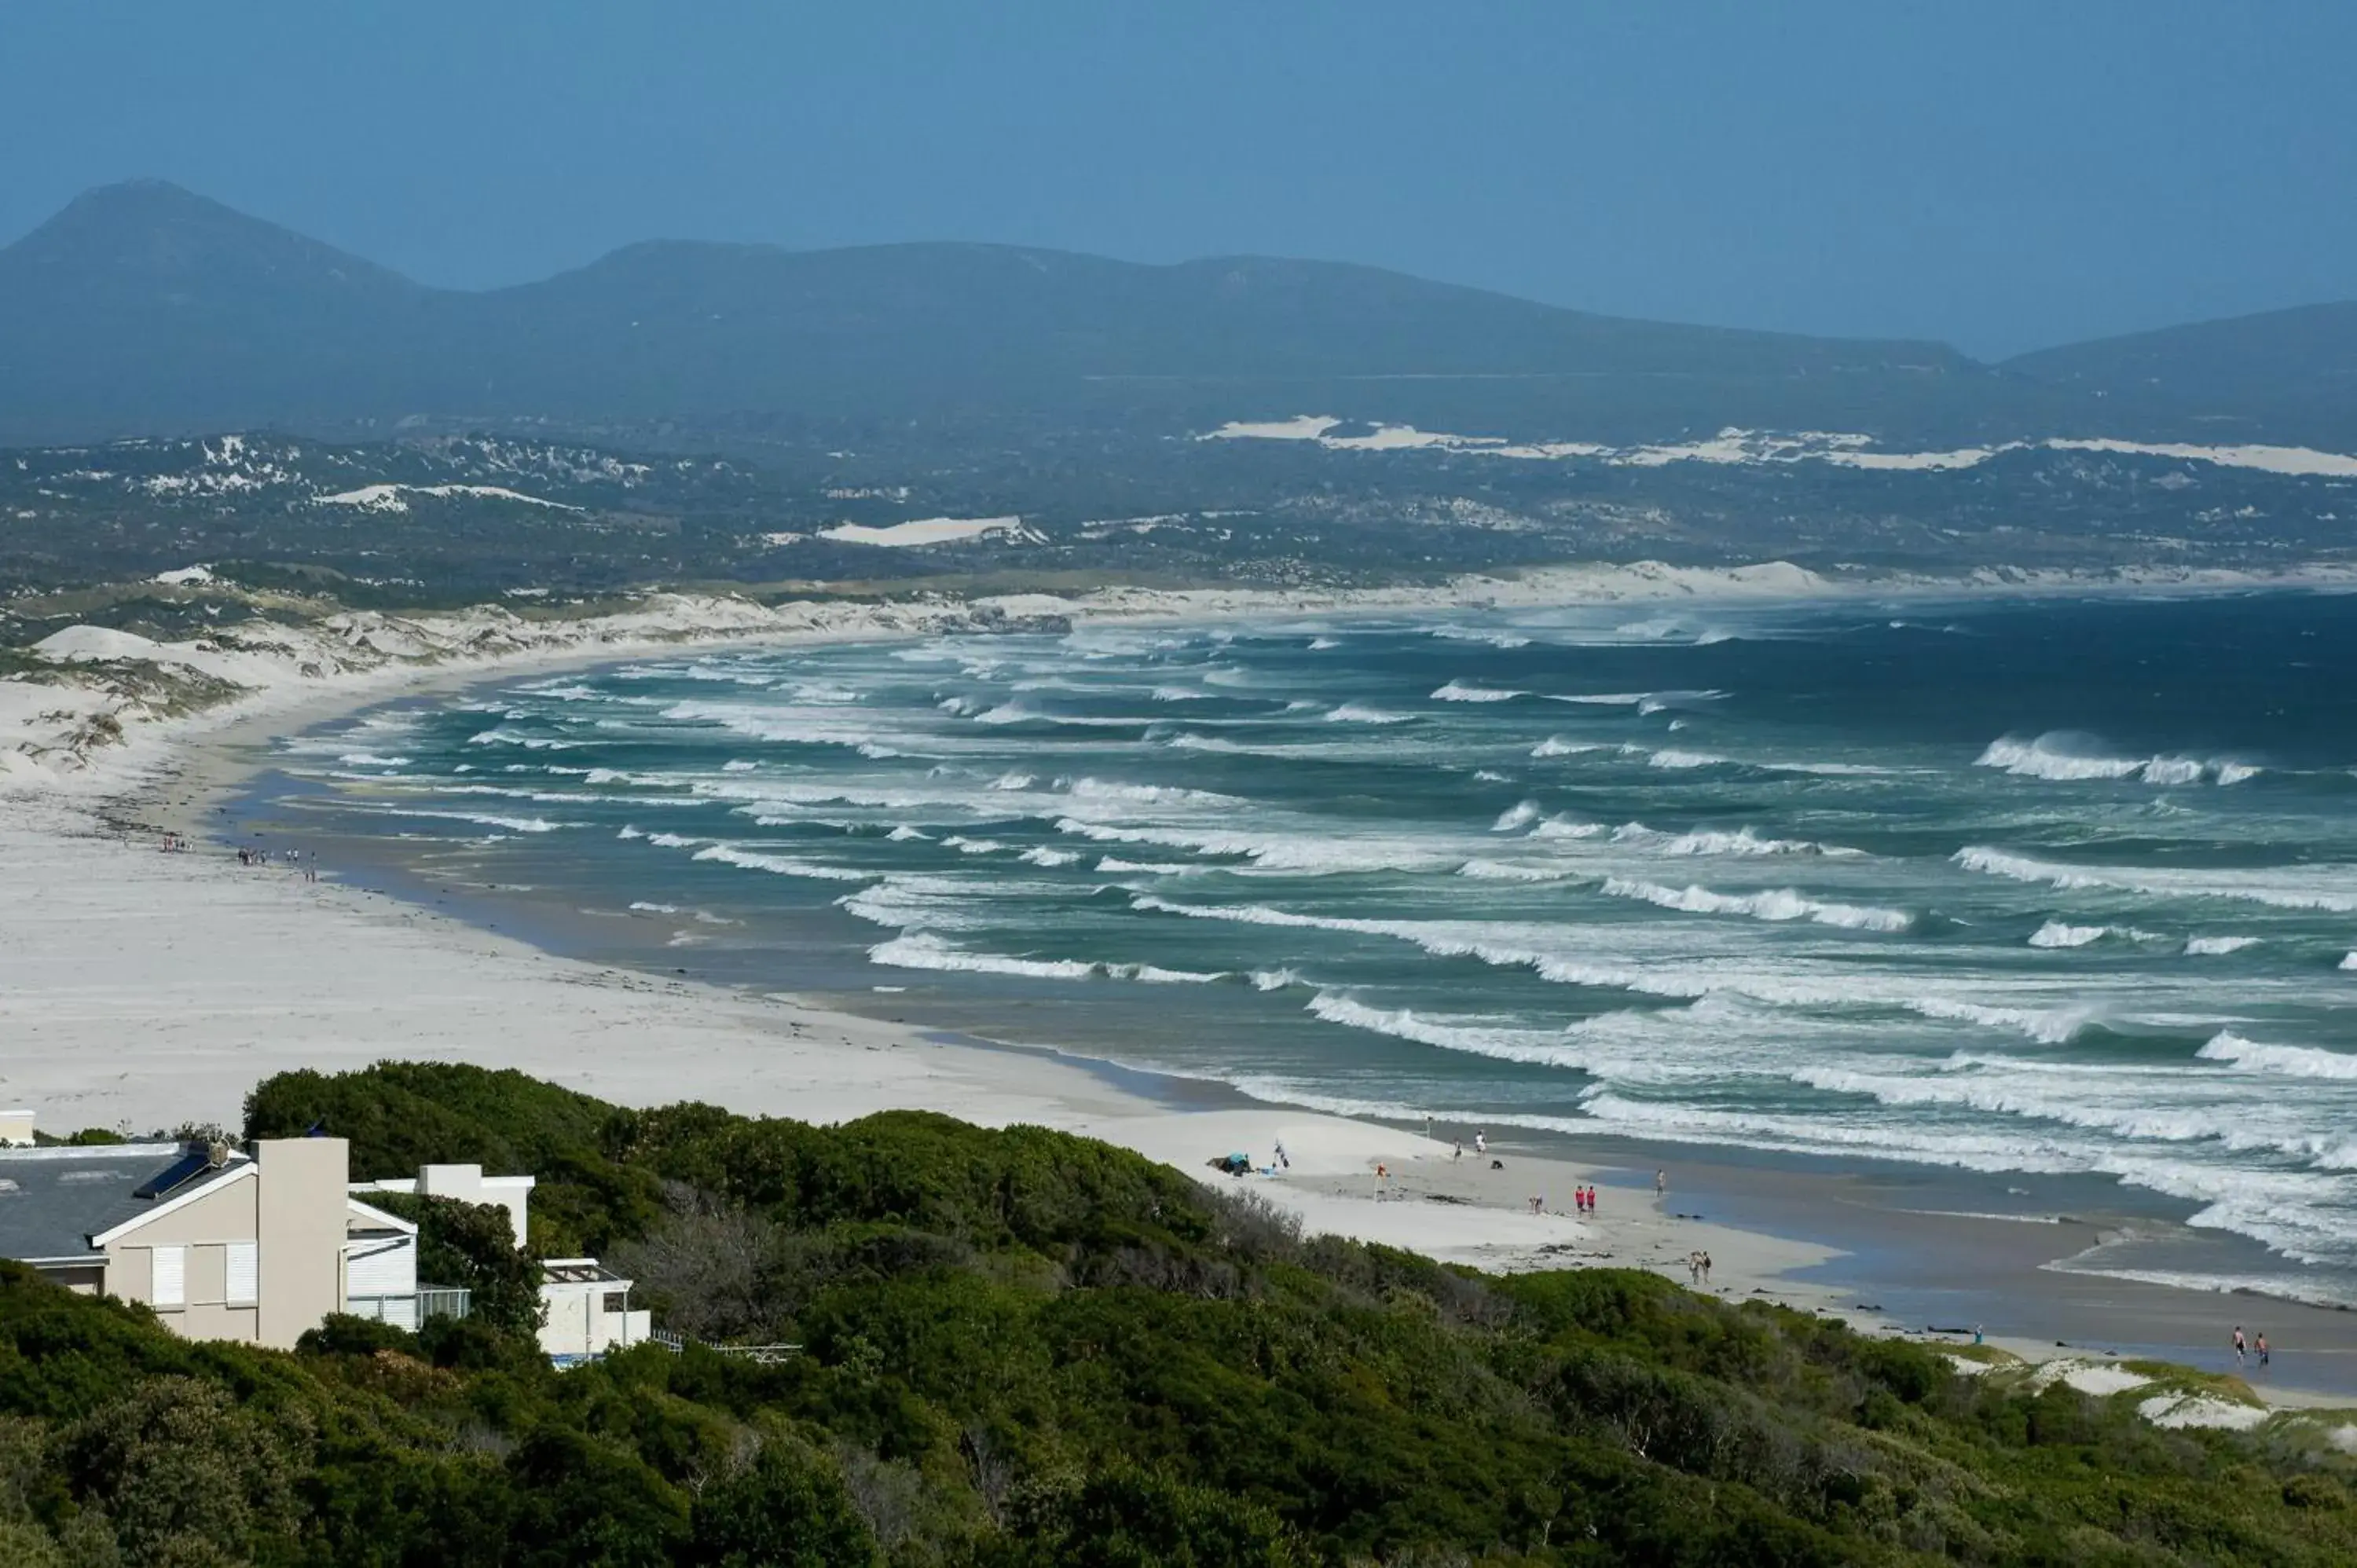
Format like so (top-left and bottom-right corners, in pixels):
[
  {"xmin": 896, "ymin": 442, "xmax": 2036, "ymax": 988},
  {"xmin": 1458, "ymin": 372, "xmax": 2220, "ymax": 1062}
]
[
  {"xmin": 2233, "ymin": 1324, "xmax": 2247, "ymax": 1367},
  {"xmin": 1655, "ymin": 1168, "xmax": 1666, "ymax": 1199},
  {"xmin": 1687, "ymin": 1251, "xmax": 1702, "ymax": 1286},
  {"xmin": 2256, "ymin": 1332, "xmax": 2270, "ymax": 1371},
  {"xmin": 1452, "ymin": 1140, "xmax": 1463, "ymax": 1162},
  {"xmin": 1474, "ymin": 1130, "xmax": 1486, "ymax": 1157},
  {"xmin": 1701, "ymin": 1251, "xmax": 1712, "ymax": 1286},
  {"xmin": 1273, "ymin": 1138, "xmax": 1288, "ymax": 1171}
]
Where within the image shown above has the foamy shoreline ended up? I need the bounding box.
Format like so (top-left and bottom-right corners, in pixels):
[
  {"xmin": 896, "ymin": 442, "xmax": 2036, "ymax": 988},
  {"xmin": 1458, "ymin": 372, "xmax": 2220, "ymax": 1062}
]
[{"xmin": 8, "ymin": 558, "xmax": 2357, "ymax": 1416}]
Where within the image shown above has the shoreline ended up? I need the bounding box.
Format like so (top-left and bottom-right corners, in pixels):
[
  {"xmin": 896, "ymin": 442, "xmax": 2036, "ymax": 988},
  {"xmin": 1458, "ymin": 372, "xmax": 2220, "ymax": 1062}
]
[{"xmin": 10, "ymin": 564, "xmax": 2357, "ymax": 1411}]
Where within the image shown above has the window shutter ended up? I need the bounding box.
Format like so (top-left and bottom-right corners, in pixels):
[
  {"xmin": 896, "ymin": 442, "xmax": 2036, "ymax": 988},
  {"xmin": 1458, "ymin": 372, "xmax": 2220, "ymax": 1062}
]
[
  {"xmin": 225, "ymin": 1242, "xmax": 258, "ymax": 1306},
  {"xmin": 151, "ymin": 1245, "xmax": 185, "ymax": 1307}
]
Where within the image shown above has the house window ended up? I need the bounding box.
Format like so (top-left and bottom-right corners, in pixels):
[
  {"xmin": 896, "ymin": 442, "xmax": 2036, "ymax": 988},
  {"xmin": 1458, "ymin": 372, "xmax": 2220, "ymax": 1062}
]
[
  {"xmin": 225, "ymin": 1241, "xmax": 258, "ymax": 1306},
  {"xmin": 602, "ymin": 1291, "xmax": 627, "ymax": 1313},
  {"xmin": 151, "ymin": 1245, "xmax": 185, "ymax": 1307}
]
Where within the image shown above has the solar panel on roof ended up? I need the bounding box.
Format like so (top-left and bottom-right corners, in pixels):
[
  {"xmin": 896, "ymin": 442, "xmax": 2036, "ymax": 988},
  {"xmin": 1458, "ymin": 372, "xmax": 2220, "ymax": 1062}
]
[{"xmin": 132, "ymin": 1149, "xmax": 217, "ymax": 1200}]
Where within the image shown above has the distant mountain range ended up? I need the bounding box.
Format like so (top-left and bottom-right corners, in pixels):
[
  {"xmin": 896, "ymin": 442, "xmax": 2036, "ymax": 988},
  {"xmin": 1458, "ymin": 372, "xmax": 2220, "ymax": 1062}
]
[{"xmin": 1, "ymin": 179, "xmax": 2351, "ymax": 449}]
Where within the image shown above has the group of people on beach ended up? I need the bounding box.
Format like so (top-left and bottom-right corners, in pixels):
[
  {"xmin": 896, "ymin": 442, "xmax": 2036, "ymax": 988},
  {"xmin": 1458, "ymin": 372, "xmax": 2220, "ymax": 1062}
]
[
  {"xmin": 2233, "ymin": 1324, "xmax": 2271, "ymax": 1371},
  {"xmin": 1686, "ymin": 1251, "xmax": 1714, "ymax": 1287},
  {"xmin": 230, "ymin": 843, "xmax": 317, "ymax": 881}
]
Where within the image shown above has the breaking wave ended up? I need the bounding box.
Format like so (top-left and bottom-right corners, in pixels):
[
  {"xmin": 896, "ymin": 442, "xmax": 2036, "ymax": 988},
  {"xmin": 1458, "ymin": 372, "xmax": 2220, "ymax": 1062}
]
[
  {"xmin": 1976, "ymin": 733, "xmax": 2259, "ymax": 786},
  {"xmin": 1953, "ymin": 846, "xmax": 2357, "ymax": 911},
  {"xmin": 2197, "ymin": 1032, "xmax": 2357, "ymax": 1081},
  {"xmin": 1599, "ymin": 877, "xmax": 1912, "ymax": 932},
  {"xmin": 1431, "ymin": 680, "xmax": 1523, "ymax": 702}
]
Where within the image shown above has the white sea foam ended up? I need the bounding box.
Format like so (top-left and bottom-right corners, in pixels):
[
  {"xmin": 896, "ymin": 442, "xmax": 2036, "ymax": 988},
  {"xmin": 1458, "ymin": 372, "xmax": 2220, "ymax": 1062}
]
[
  {"xmin": 1530, "ymin": 737, "xmax": 1605, "ymax": 758},
  {"xmin": 1611, "ymin": 822, "xmax": 1846, "ymax": 857},
  {"xmin": 1491, "ymin": 800, "xmax": 1543, "ymax": 832},
  {"xmin": 2183, "ymin": 936, "xmax": 2261, "ymax": 956},
  {"xmin": 628, "ymin": 901, "xmax": 680, "ymax": 914},
  {"xmin": 382, "ymin": 808, "xmax": 574, "ymax": 833},
  {"xmin": 1325, "ymin": 702, "xmax": 1413, "ymax": 724},
  {"xmin": 1431, "ymin": 680, "xmax": 1523, "ymax": 703},
  {"xmin": 1305, "ymin": 991, "xmax": 1579, "ymax": 1067},
  {"xmin": 1018, "ymin": 846, "xmax": 1081, "ymax": 866},
  {"xmin": 1954, "ymin": 845, "xmax": 2357, "ymax": 911},
  {"xmin": 1456, "ymin": 859, "xmax": 1582, "ymax": 882},
  {"xmin": 691, "ymin": 844, "xmax": 875, "ymax": 881},
  {"xmin": 1428, "ymin": 625, "xmax": 1531, "ymax": 649},
  {"xmin": 1095, "ymin": 856, "xmax": 1200, "ymax": 875},
  {"xmin": 940, "ymin": 835, "xmax": 1005, "ymax": 855},
  {"xmin": 1056, "ymin": 817, "xmax": 1454, "ymax": 874},
  {"xmin": 2029, "ymin": 921, "xmax": 2108, "ymax": 949},
  {"xmin": 1599, "ymin": 877, "xmax": 1912, "ymax": 932},
  {"xmin": 1128, "ymin": 896, "xmax": 2087, "ymax": 1042},
  {"xmin": 464, "ymin": 729, "xmax": 581, "ymax": 750},
  {"xmin": 336, "ymin": 752, "xmax": 412, "ymax": 768},
  {"xmin": 1530, "ymin": 816, "xmax": 1605, "ymax": 839},
  {"xmin": 659, "ymin": 701, "xmax": 905, "ymax": 757},
  {"xmin": 1976, "ymin": 734, "xmax": 2259, "ymax": 786},
  {"xmin": 869, "ymin": 932, "xmax": 1221, "ymax": 984},
  {"xmin": 2197, "ymin": 1031, "xmax": 2357, "ymax": 1080}
]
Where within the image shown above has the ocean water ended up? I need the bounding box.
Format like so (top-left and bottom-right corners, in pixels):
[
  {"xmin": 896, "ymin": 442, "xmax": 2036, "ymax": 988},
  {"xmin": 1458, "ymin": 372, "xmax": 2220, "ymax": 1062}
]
[{"xmin": 269, "ymin": 592, "xmax": 2357, "ymax": 1297}]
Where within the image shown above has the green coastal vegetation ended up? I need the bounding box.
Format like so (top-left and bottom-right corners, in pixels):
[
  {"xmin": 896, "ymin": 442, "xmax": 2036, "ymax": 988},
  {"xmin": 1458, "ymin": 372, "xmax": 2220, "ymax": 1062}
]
[{"xmin": 1, "ymin": 1063, "xmax": 2352, "ymax": 1565}]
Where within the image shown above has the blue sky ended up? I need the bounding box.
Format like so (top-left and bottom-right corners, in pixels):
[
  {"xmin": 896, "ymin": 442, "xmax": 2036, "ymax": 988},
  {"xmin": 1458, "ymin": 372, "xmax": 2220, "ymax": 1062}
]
[{"xmin": 3, "ymin": 2, "xmax": 2348, "ymax": 358}]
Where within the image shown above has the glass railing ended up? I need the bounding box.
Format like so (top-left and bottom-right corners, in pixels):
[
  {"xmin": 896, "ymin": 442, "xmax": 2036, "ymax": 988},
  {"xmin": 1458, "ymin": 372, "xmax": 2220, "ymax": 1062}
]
[{"xmin": 345, "ymin": 1288, "xmax": 472, "ymax": 1324}]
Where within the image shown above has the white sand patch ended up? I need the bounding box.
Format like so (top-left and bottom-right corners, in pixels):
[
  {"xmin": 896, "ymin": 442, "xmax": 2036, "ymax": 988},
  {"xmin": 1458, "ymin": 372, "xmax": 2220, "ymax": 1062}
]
[
  {"xmin": 818, "ymin": 516, "xmax": 1033, "ymax": 548},
  {"xmin": 2044, "ymin": 438, "xmax": 2357, "ymax": 478},
  {"xmin": 152, "ymin": 565, "xmax": 216, "ymax": 586},
  {"xmin": 2052, "ymin": 1361, "xmax": 2154, "ymax": 1397},
  {"xmin": 1197, "ymin": 416, "xmax": 2357, "ymax": 478},
  {"xmin": 1321, "ymin": 423, "xmax": 1500, "ymax": 452},
  {"xmin": 2138, "ymin": 1393, "xmax": 2269, "ymax": 1431},
  {"xmin": 314, "ymin": 483, "xmax": 584, "ymax": 513},
  {"xmin": 1197, "ymin": 415, "xmax": 1342, "ymax": 442}
]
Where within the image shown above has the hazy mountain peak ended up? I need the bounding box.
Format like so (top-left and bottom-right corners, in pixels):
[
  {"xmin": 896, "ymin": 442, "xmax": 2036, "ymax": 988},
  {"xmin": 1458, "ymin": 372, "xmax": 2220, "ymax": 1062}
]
[{"xmin": 2, "ymin": 177, "xmax": 420, "ymax": 299}]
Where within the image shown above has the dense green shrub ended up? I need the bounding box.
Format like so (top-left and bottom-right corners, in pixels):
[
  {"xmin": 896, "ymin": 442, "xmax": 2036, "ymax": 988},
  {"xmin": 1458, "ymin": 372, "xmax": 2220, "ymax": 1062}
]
[{"xmin": 0, "ymin": 1067, "xmax": 2283, "ymax": 1563}]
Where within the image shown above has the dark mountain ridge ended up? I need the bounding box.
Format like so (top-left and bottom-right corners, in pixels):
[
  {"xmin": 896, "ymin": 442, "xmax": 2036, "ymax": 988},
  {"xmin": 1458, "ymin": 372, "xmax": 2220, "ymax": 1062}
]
[
  {"xmin": 0, "ymin": 179, "xmax": 2347, "ymax": 448},
  {"xmin": 2005, "ymin": 300, "xmax": 2357, "ymax": 445}
]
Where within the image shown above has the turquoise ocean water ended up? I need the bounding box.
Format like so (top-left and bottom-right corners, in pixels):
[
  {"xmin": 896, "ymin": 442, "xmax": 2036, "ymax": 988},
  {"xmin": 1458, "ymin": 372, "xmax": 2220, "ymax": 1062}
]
[{"xmin": 268, "ymin": 592, "xmax": 2357, "ymax": 1300}]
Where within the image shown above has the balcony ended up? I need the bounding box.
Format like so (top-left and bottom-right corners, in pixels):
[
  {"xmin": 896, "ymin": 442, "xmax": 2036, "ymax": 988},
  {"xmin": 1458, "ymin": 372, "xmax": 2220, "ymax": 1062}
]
[{"xmin": 345, "ymin": 1286, "xmax": 472, "ymax": 1329}]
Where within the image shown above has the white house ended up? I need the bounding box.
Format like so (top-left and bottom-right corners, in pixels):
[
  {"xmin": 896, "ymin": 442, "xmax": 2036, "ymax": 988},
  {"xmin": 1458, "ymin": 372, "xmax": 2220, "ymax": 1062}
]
[
  {"xmin": 0, "ymin": 1134, "xmax": 447, "ymax": 1348},
  {"xmin": 0, "ymin": 1126, "xmax": 654, "ymax": 1361},
  {"xmin": 349, "ymin": 1159, "xmax": 651, "ymax": 1359},
  {"xmin": 349, "ymin": 1162, "xmax": 536, "ymax": 1249},
  {"xmin": 539, "ymin": 1257, "xmax": 652, "ymax": 1361}
]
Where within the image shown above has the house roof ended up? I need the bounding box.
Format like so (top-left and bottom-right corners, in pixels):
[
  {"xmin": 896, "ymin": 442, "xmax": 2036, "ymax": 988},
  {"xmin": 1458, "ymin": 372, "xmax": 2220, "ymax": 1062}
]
[
  {"xmin": 345, "ymin": 1196, "xmax": 420, "ymax": 1235},
  {"xmin": 0, "ymin": 1142, "xmax": 207, "ymax": 1262},
  {"xmin": 542, "ymin": 1258, "xmax": 630, "ymax": 1286}
]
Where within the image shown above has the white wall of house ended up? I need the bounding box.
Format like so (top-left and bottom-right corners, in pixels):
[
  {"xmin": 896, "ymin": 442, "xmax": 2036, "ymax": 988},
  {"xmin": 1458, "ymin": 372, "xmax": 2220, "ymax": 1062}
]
[
  {"xmin": 93, "ymin": 1138, "xmax": 356, "ymax": 1349},
  {"xmin": 538, "ymin": 1265, "xmax": 652, "ymax": 1359},
  {"xmin": 350, "ymin": 1164, "xmax": 535, "ymax": 1248}
]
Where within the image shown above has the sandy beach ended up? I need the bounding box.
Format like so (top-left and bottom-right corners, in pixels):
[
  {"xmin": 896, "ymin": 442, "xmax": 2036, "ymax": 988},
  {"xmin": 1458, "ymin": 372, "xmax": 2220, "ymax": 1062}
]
[{"xmin": 10, "ymin": 564, "xmax": 2357, "ymax": 1419}]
